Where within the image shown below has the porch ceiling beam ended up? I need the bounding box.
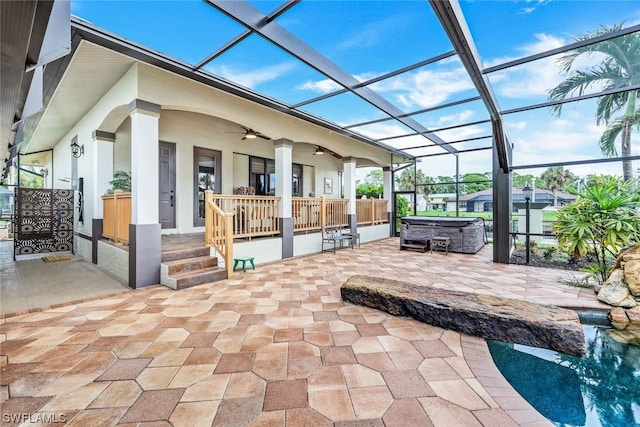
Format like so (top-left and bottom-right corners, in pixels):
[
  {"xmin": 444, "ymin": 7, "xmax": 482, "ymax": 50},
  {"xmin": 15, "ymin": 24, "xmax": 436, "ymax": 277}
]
[
  {"xmin": 206, "ymin": 0, "xmax": 457, "ymax": 155},
  {"xmin": 429, "ymin": 0, "xmax": 509, "ymax": 171}
]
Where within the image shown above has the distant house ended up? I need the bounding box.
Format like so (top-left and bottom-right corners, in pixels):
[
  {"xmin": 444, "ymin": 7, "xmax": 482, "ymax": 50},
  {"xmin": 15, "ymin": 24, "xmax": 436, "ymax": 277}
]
[
  {"xmin": 446, "ymin": 188, "xmax": 577, "ymax": 213},
  {"xmin": 425, "ymin": 193, "xmax": 456, "ymax": 211}
]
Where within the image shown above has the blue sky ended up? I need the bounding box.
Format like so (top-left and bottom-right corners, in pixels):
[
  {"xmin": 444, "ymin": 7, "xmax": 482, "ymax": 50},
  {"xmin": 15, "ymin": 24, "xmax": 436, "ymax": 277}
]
[{"xmin": 70, "ymin": 0, "xmax": 640, "ymax": 179}]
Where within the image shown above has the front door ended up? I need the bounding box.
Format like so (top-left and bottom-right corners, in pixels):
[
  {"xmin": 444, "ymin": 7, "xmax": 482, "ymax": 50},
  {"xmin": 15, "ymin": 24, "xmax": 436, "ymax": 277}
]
[{"xmin": 159, "ymin": 141, "xmax": 176, "ymax": 229}]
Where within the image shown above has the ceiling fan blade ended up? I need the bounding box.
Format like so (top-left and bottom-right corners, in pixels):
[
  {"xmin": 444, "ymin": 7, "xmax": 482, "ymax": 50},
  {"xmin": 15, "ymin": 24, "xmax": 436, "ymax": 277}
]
[{"xmin": 257, "ymin": 134, "xmax": 271, "ymax": 140}]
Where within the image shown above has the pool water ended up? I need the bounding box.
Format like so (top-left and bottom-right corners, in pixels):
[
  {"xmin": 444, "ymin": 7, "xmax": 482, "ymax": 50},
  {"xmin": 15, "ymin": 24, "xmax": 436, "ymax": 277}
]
[{"xmin": 489, "ymin": 325, "xmax": 640, "ymax": 427}]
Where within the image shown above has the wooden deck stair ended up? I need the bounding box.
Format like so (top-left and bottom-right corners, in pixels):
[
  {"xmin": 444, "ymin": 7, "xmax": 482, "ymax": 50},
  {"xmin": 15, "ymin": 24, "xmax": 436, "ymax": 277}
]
[{"xmin": 160, "ymin": 244, "xmax": 227, "ymax": 290}]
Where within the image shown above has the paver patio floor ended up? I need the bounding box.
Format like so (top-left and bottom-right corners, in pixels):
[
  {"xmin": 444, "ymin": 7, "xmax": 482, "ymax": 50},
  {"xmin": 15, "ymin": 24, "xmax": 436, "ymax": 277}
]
[{"xmin": 0, "ymin": 238, "xmax": 607, "ymax": 426}]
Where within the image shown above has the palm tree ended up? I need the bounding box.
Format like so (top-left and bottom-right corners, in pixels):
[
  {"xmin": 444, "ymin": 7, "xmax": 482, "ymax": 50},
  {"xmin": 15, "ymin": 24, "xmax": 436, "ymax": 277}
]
[
  {"xmin": 548, "ymin": 24, "xmax": 640, "ymax": 181},
  {"xmin": 418, "ymin": 176, "xmax": 436, "ymax": 210},
  {"xmin": 540, "ymin": 166, "xmax": 575, "ymax": 206}
]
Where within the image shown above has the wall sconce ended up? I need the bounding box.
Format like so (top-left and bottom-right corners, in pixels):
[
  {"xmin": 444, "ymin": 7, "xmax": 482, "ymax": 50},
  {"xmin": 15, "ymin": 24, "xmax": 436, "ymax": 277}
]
[{"xmin": 70, "ymin": 137, "xmax": 84, "ymax": 158}]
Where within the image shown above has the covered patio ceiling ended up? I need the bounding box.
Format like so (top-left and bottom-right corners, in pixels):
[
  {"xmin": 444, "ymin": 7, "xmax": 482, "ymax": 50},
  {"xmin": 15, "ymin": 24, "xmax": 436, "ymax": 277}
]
[{"xmin": 2, "ymin": 0, "xmax": 639, "ymax": 181}]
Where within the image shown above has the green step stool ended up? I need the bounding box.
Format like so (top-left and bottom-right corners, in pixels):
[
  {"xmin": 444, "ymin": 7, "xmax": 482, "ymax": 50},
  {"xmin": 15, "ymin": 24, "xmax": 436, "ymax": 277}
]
[{"xmin": 233, "ymin": 256, "xmax": 255, "ymax": 272}]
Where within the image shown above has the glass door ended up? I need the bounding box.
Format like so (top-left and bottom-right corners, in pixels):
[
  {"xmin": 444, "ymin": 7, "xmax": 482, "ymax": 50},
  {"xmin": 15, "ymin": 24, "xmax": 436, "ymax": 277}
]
[{"xmin": 193, "ymin": 147, "xmax": 221, "ymax": 227}]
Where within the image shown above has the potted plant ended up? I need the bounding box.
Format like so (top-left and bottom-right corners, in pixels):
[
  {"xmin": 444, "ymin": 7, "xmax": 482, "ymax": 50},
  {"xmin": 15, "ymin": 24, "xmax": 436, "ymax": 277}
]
[
  {"xmin": 106, "ymin": 170, "xmax": 131, "ymax": 194},
  {"xmin": 235, "ymin": 186, "xmax": 256, "ymax": 195}
]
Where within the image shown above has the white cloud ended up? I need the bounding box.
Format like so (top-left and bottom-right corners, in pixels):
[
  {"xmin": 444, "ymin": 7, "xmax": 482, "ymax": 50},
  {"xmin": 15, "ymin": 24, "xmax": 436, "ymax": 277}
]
[
  {"xmin": 337, "ymin": 14, "xmax": 411, "ymax": 51},
  {"xmin": 508, "ymin": 121, "xmax": 528, "ymax": 131},
  {"xmin": 437, "ymin": 110, "xmax": 475, "ymax": 126},
  {"xmin": 350, "ymin": 122, "xmax": 412, "ymax": 140},
  {"xmin": 486, "ymin": 34, "xmax": 567, "ymax": 99},
  {"xmin": 435, "ymin": 124, "xmax": 487, "ymax": 143},
  {"xmin": 518, "ymin": 0, "xmax": 552, "ymax": 15},
  {"xmin": 211, "ymin": 61, "xmax": 297, "ymax": 89},
  {"xmin": 297, "ymin": 61, "xmax": 474, "ymax": 109},
  {"xmin": 373, "ymin": 66, "xmax": 475, "ymax": 109},
  {"xmin": 297, "ymin": 79, "xmax": 341, "ymax": 94}
]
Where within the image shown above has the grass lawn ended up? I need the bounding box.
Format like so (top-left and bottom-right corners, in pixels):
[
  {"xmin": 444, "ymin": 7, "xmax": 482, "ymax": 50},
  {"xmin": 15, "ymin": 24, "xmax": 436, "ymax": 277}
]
[
  {"xmin": 416, "ymin": 210, "xmax": 494, "ymax": 219},
  {"xmin": 417, "ymin": 210, "xmax": 558, "ymax": 223}
]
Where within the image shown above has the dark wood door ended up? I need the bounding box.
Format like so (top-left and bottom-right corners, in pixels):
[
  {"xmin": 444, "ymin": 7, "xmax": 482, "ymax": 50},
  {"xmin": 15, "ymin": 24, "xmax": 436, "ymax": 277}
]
[{"xmin": 159, "ymin": 141, "xmax": 176, "ymax": 229}]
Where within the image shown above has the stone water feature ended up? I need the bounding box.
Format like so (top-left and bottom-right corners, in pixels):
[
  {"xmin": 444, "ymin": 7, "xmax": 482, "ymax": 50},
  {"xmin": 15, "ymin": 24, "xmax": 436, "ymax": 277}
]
[
  {"xmin": 341, "ymin": 275, "xmax": 586, "ymax": 357},
  {"xmin": 596, "ymin": 244, "xmax": 640, "ymax": 345}
]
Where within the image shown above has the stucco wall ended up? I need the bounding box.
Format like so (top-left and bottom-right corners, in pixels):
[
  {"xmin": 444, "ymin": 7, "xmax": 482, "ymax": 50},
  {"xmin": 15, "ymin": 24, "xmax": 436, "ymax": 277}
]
[
  {"xmin": 97, "ymin": 241, "xmax": 129, "ymax": 284},
  {"xmin": 74, "ymin": 236, "xmax": 92, "ymax": 261}
]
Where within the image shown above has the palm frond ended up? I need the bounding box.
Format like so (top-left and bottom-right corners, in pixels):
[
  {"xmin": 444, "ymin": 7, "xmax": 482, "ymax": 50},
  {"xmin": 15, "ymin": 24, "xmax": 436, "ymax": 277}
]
[{"xmin": 598, "ymin": 120, "xmax": 623, "ymax": 157}]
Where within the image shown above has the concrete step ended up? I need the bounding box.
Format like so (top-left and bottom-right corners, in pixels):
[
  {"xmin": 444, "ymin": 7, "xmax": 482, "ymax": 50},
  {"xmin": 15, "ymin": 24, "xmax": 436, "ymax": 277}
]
[
  {"xmin": 161, "ymin": 265, "xmax": 227, "ymax": 290},
  {"xmin": 161, "ymin": 246, "xmax": 210, "ymax": 262},
  {"xmin": 163, "ymin": 256, "xmax": 218, "ymax": 275}
]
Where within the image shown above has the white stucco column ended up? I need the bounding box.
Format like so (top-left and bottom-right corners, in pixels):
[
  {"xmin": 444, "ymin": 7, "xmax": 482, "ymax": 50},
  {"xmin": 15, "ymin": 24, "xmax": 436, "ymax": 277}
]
[
  {"xmin": 343, "ymin": 157, "xmax": 357, "ymax": 238},
  {"xmin": 274, "ymin": 138, "xmax": 293, "ymax": 258},
  {"xmin": 128, "ymin": 99, "xmax": 161, "ymax": 288},
  {"xmin": 91, "ymin": 130, "xmax": 115, "ymax": 219},
  {"xmin": 383, "ymin": 166, "xmax": 393, "ymax": 237},
  {"xmin": 343, "ymin": 157, "xmax": 357, "ymax": 215},
  {"xmin": 129, "ymin": 100, "xmax": 160, "ymax": 225},
  {"xmin": 90, "ymin": 130, "xmax": 115, "ymax": 264},
  {"xmin": 383, "ymin": 166, "xmax": 392, "ymax": 210},
  {"xmin": 274, "ymin": 138, "xmax": 293, "ymax": 217}
]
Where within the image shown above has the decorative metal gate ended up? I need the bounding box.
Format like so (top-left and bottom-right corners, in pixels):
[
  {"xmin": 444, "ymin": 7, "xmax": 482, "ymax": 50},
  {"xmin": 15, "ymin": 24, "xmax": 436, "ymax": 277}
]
[{"xmin": 14, "ymin": 188, "xmax": 74, "ymax": 256}]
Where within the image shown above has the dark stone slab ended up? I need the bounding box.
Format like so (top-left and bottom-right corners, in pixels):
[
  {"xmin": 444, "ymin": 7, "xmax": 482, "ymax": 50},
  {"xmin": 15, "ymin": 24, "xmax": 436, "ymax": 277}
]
[{"xmin": 340, "ymin": 275, "xmax": 586, "ymax": 357}]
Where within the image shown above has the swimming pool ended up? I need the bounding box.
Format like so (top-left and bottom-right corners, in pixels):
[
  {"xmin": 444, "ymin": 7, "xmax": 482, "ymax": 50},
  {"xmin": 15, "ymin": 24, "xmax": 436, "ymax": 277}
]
[{"xmin": 489, "ymin": 325, "xmax": 640, "ymax": 427}]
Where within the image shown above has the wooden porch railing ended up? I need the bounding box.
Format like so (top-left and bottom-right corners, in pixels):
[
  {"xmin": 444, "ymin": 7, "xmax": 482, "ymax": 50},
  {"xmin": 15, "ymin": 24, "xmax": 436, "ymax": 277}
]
[
  {"xmin": 101, "ymin": 190, "xmax": 131, "ymax": 244},
  {"xmin": 292, "ymin": 196, "xmax": 348, "ymax": 232},
  {"xmin": 292, "ymin": 197, "xmax": 321, "ymax": 232},
  {"xmin": 210, "ymin": 194, "xmax": 281, "ymax": 239},
  {"xmin": 204, "ymin": 190, "xmax": 234, "ymax": 279},
  {"xmin": 356, "ymin": 198, "xmax": 389, "ymax": 225}
]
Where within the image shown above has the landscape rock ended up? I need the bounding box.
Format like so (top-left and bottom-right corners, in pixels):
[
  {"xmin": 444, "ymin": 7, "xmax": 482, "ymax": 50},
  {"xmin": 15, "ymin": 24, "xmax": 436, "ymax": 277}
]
[
  {"xmin": 609, "ymin": 307, "xmax": 630, "ymax": 330},
  {"xmin": 614, "ymin": 245, "xmax": 640, "ymax": 269},
  {"xmin": 627, "ymin": 306, "xmax": 640, "ymax": 324},
  {"xmin": 609, "ymin": 325, "xmax": 640, "ymax": 346},
  {"xmin": 341, "ymin": 275, "xmax": 585, "ymax": 357},
  {"xmin": 623, "ymin": 259, "xmax": 640, "ymax": 298},
  {"xmin": 597, "ymin": 280, "xmax": 637, "ymax": 307}
]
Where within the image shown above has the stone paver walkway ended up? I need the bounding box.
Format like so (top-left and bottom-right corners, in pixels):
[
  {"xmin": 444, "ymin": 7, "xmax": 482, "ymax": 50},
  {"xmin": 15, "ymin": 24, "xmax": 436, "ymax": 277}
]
[{"xmin": 1, "ymin": 239, "xmax": 607, "ymax": 426}]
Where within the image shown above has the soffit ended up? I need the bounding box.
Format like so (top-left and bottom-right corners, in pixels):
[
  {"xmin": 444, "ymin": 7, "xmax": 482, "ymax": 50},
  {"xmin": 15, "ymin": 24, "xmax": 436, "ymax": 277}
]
[{"xmin": 23, "ymin": 40, "xmax": 136, "ymax": 154}]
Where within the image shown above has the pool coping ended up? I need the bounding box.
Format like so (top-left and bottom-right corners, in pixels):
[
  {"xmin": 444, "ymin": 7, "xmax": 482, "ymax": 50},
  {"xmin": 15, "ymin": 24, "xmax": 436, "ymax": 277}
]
[{"xmin": 461, "ymin": 334, "xmax": 552, "ymax": 426}]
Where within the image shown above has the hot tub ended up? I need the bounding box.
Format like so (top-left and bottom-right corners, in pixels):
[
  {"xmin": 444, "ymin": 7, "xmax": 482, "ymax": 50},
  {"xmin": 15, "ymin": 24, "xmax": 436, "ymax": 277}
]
[{"xmin": 400, "ymin": 216, "xmax": 486, "ymax": 254}]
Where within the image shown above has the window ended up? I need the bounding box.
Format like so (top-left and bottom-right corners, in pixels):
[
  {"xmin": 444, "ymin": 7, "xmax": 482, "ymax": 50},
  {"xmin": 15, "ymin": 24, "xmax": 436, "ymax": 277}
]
[
  {"xmin": 249, "ymin": 156, "xmax": 303, "ymax": 196},
  {"xmin": 292, "ymin": 164, "xmax": 302, "ymax": 196}
]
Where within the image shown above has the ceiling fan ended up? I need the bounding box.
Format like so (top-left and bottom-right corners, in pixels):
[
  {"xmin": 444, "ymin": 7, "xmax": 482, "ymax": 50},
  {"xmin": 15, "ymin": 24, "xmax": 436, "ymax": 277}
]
[
  {"xmin": 226, "ymin": 126, "xmax": 271, "ymax": 140},
  {"xmin": 311, "ymin": 145, "xmax": 342, "ymax": 159}
]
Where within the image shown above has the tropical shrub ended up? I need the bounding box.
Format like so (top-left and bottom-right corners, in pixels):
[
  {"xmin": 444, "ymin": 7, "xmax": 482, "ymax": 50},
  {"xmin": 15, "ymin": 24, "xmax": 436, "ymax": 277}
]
[
  {"xmin": 106, "ymin": 170, "xmax": 131, "ymax": 193},
  {"xmin": 553, "ymin": 175, "xmax": 640, "ymax": 283},
  {"xmin": 395, "ymin": 195, "xmax": 410, "ymax": 233}
]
